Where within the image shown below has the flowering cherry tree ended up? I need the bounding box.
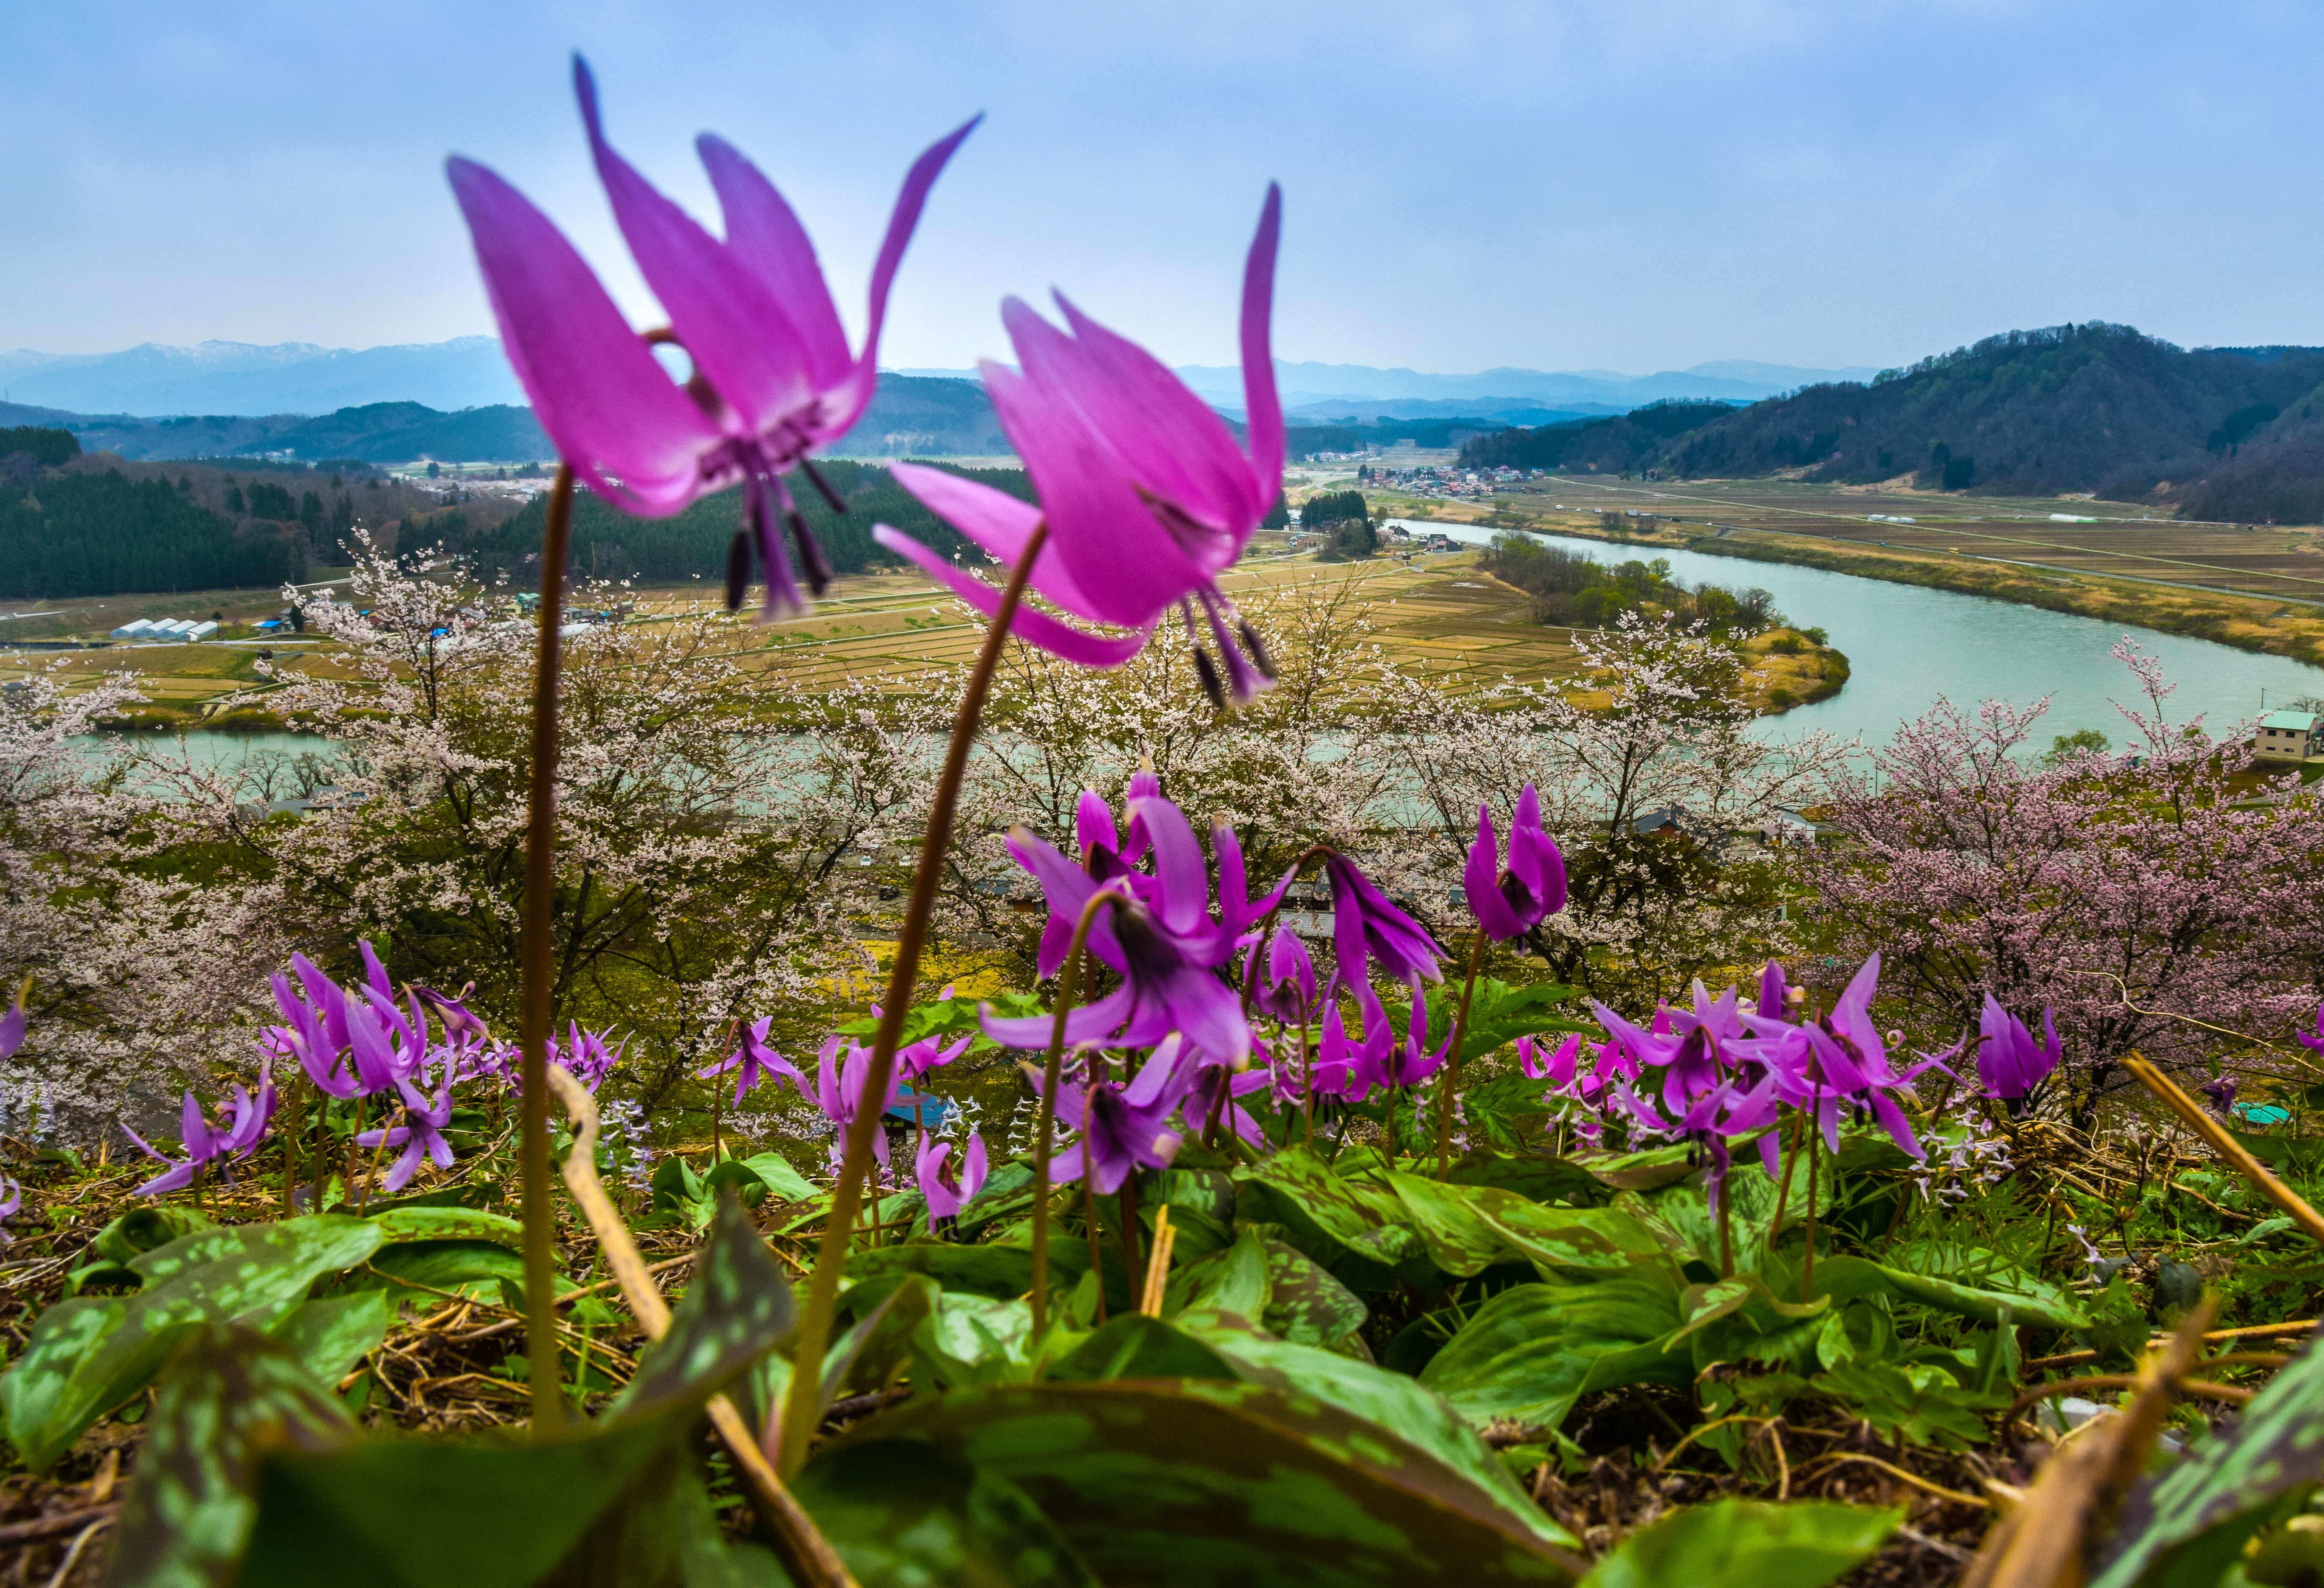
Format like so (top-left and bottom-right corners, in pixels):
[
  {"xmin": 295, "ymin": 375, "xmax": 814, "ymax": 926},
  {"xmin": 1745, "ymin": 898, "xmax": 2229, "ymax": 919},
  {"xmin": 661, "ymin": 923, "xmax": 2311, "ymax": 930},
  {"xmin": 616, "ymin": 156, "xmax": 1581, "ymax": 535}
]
[{"xmin": 1806, "ymin": 642, "xmax": 2324, "ymax": 1121}]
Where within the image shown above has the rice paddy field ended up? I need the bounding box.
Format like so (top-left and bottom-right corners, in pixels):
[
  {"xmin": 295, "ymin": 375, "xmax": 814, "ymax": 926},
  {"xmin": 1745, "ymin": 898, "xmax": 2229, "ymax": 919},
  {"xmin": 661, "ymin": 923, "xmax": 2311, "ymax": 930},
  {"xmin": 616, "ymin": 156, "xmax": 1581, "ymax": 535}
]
[
  {"xmin": 1357, "ymin": 474, "xmax": 2324, "ymax": 666},
  {"xmin": 0, "ymin": 540, "xmax": 1822, "ymax": 728}
]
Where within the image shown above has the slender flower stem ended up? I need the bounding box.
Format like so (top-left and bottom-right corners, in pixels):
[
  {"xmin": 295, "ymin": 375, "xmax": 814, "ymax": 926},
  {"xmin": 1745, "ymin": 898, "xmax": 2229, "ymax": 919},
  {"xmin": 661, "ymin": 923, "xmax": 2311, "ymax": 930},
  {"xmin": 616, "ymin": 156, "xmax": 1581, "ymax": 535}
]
[
  {"xmin": 279, "ymin": 1075, "xmax": 302, "ymax": 1218},
  {"xmin": 1029, "ymin": 888, "xmax": 1124, "ymax": 1342},
  {"xmin": 1802, "ymin": 1084, "xmax": 1823, "ymax": 1298},
  {"xmin": 775, "ymin": 522, "xmax": 1049, "ymax": 1479},
  {"xmin": 1080, "ymin": 1163, "xmax": 1108, "ymax": 1328},
  {"xmin": 1436, "ymin": 931, "xmax": 1489, "ymax": 1177},
  {"xmin": 518, "ymin": 462, "xmax": 577, "ymax": 1436},
  {"xmin": 1766, "ymin": 1109, "xmax": 1805, "ymax": 1253}
]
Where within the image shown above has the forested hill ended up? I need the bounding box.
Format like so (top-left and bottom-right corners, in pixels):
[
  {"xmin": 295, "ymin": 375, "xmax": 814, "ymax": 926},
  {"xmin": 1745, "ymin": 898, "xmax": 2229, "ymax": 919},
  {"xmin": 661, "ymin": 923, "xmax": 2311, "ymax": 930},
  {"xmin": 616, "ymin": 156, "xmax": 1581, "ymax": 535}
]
[
  {"xmin": 0, "ymin": 429, "xmax": 310, "ymax": 598},
  {"xmin": 456, "ymin": 460, "xmax": 1016, "ymax": 588},
  {"xmin": 1456, "ymin": 402, "xmax": 1736, "ymax": 474},
  {"xmin": 1459, "ymin": 325, "xmax": 2324, "ymax": 512}
]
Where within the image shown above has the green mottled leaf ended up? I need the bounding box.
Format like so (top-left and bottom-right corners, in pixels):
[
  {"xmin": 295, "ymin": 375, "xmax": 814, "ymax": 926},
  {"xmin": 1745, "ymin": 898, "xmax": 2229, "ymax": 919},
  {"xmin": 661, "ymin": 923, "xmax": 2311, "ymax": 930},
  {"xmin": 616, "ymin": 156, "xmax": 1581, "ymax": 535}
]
[
  {"xmin": 733, "ymin": 1152, "xmax": 819, "ymax": 1204},
  {"xmin": 911, "ymin": 1293, "xmax": 1038, "ymax": 1393},
  {"xmin": 3, "ymin": 1215, "xmax": 381, "ymax": 1473},
  {"xmin": 368, "ymin": 1206, "xmax": 525, "ymax": 1246},
  {"xmin": 105, "ymin": 1325, "xmax": 352, "ymax": 1588},
  {"xmin": 1811, "ymin": 1256, "xmax": 2090, "ymax": 1330},
  {"xmin": 1419, "ymin": 1274, "xmax": 1689, "ymax": 1432},
  {"xmin": 847, "ymin": 1239, "xmax": 1033, "ymax": 1301},
  {"xmin": 274, "ymin": 1291, "xmax": 393, "ymax": 1387},
  {"xmin": 242, "ymin": 1404, "xmax": 699, "ymax": 1588},
  {"xmin": 832, "ymin": 1377, "xmax": 1585, "ymax": 1584},
  {"xmin": 1234, "ymin": 1146, "xmax": 1427, "ymax": 1266},
  {"xmin": 1185, "ymin": 1311, "xmax": 1579, "ymax": 1556},
  {"xmin": 615, "ymin": 1195, "xmax": 796, "ymax": 1423},
  {"xmin": 346, "ymin": 1239, "xmax": 527, "ymax": 1304},
  {"xmin": 2091, "ymin": 1328, "xmax": 2324, "ymax": 1588},
  {"xmin": 1448, "ymin": 1155, "xmax": 1609, "ymax": 1207},
  {"xmin": 1259, "ymin": 1239, "xmax": 1368, "ymax": 1347},
  {"xmin": 93, "ymin": 1206, "xmax": 218, "ymax": 1264},
  {"xmin": 823, "ymin": 1276, "xmax": 936, "ymax": 1407},
  {"xmin": 1168, "ymin": 1225, "xmax": 1272, "ymax": 1322},
  {"xmin": 1387, "ymin": 979, "xmax": 1585, "ymax": 1064},
  {"xmin": 1390, "ymin": 1173, "xmax": 1665, "ymax": 1278},
  {"xmin": 1048, "ymin": 1312, "xmax": 1243, "ymax": 1382},
  {"xmin": 1571, "ymin": 1141, "xmax": 1704, "ymax": 1192},
  {"xmin": 1579, "ymin": 1499, "xmax": 1900, "ymax": 1588},
  {"xmin": 792, "ymin": 1439, "xmax": 1102, "ymax": 1586}
]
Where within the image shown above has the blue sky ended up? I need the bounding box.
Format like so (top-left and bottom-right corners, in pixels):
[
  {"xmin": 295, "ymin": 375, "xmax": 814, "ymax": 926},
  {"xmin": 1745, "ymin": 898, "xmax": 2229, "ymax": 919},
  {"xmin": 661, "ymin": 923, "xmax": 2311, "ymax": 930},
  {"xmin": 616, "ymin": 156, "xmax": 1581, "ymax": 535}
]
[{"xmin": 5, "ymin": 0, "xmax": 2321, "ymax": 375}]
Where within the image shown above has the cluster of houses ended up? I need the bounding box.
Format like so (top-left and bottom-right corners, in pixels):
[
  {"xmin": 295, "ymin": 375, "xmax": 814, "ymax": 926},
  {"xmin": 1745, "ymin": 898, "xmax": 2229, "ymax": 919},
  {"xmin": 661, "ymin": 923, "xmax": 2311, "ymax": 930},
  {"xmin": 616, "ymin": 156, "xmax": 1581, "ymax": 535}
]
[
  {"xmin": 1360, "ymin": 463, "xmax": 1536, "ymax": 502},
  {"xmin": 107, "ymin": 617, "xmax": 220, "ymax": 644}
]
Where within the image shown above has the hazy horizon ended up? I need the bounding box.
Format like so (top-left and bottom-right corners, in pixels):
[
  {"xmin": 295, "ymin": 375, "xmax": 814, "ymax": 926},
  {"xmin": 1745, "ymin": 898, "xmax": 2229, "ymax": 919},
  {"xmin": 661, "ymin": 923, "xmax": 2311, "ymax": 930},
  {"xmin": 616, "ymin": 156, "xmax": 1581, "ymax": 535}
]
[{"xmin": 7, "ymin": 2, "xmax": 2321, "ymax": 377}]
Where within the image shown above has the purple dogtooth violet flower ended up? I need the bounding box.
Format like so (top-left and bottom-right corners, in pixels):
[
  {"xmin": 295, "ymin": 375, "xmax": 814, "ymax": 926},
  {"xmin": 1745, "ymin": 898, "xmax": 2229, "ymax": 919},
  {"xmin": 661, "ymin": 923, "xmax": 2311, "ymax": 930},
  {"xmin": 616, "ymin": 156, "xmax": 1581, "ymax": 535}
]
[
  {"xmin": 1248, "ymin": 924, "xmax": 1321, "ymax": 1025},
  {"xmin": 878, "ymin": 187, "xmax": 1287, "ymax": 702},
  {"xmin": 356, "ymin": 1078, "xmax": 459, "ymax": 1193},
  {"xmin": 1463, "ymin": 784, "xmax": 1567, "ymax": 942},
  {"xmin": 1309, "ymin": 993, "xmax": 1383, "ymax": 1103},
  {"xmin": 697, "ymin": 1016, "xmax": 798, "ymax": 1107},
  {"xmin": 984, "ymin": 793, "xmax": 1253, "ymax": 1065},
  {"xmin": 1370, "ymin": 987, "xmax": 1454, "ymax": 1092},
  {"xmin": 897, "ymin": 1029, "xmax": 974, "ymax": 1085},
  {"xmin": 446, "ymin": 58, "xmax": 977, "ymax": 617},
  {"xmin": 794, "ymin": 1035, "xmax": 903, "ymax": 1170},
  {"xmin": 1518, "ymin": 1032, "xmax": 1583, "ymax": 1085},
  {"xmin": 917, "ymin": 1128, "xmax": 989, "ymax": 1220},
  {"xmin": 126, "ymin": 1081, "xmax": 278, "ymax": 1197},
  {"xmin": 1321, "ymin": 851, "xmax": 1443, "ymax": 1029},
  {"xmin": 2295, "ymin": 1002, "xmax": 2324, "ymax": 1057},
  {"xmin": 0, "ymin": 1174, "xmax": 19, "ymax": 1244},
  {"xmin": 412, "ymin": 981, "xmax": 490, "ymax": 1050},
  {"xmin": 0, "ymin": 975, "xmax": 26, "ymax": 1061},
  {"xmin": 1035, "ymin": 772, "xmax": 1164, "ymax": 977},
  {"xmin": 1795, "ymin": 954, "xmax": 1950, "ymax": 1161},
  {"xmin": 1029, "ymin": 1042, "xmax": 1192, "ymax": 1194},
  {"xmin": 1185, "ymin": 1060, "xmax": 1273, "ymax": 1149},
  {"xmin": 1975, "ymin": 993, "xmax": 2061, "ymax": 1118},
  {"xmin": 2200, "ymin": 1073, "xmax": 2239, "ymax": 1118}
]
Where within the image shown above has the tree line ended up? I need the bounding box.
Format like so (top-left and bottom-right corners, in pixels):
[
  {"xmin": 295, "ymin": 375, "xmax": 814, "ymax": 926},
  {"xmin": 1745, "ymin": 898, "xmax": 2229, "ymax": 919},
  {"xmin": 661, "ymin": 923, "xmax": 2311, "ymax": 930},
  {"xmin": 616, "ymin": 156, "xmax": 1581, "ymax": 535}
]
[{"xmin": 1478, "ymin": 530, "xmax": 1782, "ymax": 632}]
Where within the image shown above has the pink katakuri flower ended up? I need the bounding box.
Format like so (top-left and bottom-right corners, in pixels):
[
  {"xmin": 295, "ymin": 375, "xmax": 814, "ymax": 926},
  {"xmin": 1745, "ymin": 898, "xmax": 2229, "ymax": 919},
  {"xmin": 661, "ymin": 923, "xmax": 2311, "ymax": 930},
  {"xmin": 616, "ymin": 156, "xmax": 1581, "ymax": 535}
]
[
  {"xmin": 876, "ymin": 187, "xmax": 1286, "ymax": 701},
  {"xmin": 1463, "ymin": 784, "xmax": 1566, "ymax": 941},
  {"xmin": 447, "ymin": 57, "xmax": 977, "ymax": 616},
  {"xmin": 916, "ymin": 1128, "xmax": 989, "ymax": 1220}
]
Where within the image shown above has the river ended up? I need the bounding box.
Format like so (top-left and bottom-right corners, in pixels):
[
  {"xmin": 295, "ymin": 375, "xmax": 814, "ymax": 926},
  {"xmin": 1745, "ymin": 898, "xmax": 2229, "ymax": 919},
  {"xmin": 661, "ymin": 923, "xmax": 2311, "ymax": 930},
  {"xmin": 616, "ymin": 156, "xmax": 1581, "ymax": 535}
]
[{"xmin": 1402, "ymin": 521, "xmax": 2324, "ymax": 745}]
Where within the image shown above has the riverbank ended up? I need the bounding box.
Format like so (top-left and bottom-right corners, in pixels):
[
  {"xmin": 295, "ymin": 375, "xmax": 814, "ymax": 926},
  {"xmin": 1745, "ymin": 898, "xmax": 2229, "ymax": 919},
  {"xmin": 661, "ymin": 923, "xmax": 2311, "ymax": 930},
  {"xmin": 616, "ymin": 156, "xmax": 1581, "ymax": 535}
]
[{"xmin": 1385, "ymin": 487, "xmax": 2324, "ymax": 669}]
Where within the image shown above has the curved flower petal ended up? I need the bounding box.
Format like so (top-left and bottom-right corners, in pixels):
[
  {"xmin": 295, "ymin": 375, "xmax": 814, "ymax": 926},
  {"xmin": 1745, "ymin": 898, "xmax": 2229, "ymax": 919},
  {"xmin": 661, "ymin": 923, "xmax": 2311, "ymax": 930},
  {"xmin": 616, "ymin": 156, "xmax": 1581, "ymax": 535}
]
[
  {"xmin": 871, "ymin": 524, "xmax": 1149, "ymax": 666},
  {"xmin": 444, "ymin": 157, "xmax": 720, "ymax": 513},
  {"xmin": 1464, "ymin": 806, "xmax": 1525, "ymax": 940},
  {"xmin": 576, "ymin": 58, "xmax": 812, "ymax": 441},
  {"xmin": 824, "ymin": 115, "xmax": 983, "ymax": 433},
  {"xmin": 697, "ymin": 133, "xmax": 854, "ymax": 394},
  {"xmin": 1239, "ymin": 184, "xmax": 1285, "ymax": 501}
]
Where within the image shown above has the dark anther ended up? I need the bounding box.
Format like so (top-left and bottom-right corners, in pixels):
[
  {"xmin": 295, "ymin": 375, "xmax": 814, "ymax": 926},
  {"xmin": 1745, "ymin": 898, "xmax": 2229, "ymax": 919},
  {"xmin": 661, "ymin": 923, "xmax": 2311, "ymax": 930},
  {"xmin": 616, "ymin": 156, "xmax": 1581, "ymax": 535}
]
[
  {"xmin": 799, "ymin": 460, "xmax": 848, "ymax": 515},
  {"xmin": 786, "ymin": 511, "xmax": 833, "ymax": 597},
  {"xmin": 724, "ymin": 528, "xmax": 751, "ymax": 612},
  {"xmin": 1237, "ymin": 619, "xmax": 1278, "ymax": 680},
  {"xmin": 1192, "ymin": 647, "xmax": 1226, "ymax": 709}
]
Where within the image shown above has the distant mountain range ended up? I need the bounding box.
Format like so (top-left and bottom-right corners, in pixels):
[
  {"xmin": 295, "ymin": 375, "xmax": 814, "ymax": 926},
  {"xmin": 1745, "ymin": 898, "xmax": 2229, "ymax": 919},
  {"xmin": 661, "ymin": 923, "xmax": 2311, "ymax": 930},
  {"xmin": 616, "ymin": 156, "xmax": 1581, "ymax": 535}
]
[
  {"xmin": 0, "ymin": 338, "xmax": 526, "ymax": 415},
  {"xmin": 897, "ymin": 357, "xmax": 1879, "ymax": 419}
]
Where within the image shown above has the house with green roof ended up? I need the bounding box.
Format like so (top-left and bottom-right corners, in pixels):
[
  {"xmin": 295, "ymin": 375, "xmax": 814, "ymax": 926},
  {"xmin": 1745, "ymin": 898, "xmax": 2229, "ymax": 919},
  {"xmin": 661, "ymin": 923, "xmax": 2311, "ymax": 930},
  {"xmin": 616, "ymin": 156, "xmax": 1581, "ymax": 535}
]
[{"xmin": 2254, "ymin": 709, "xmax": 2324, "ymax": 762}]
